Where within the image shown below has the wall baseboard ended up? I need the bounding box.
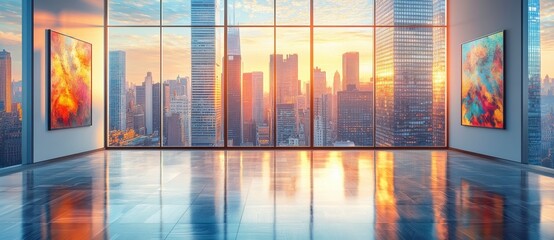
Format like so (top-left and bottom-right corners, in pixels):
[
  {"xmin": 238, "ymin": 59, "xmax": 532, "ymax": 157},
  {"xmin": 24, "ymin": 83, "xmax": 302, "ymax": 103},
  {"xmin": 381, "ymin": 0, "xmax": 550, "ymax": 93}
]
[
  {"xmin": 0, "ymin": 148, "xmax": 104, "ymax": 177},
  {"xmin": 449, "ymin": 147, "xmax": 554, "ymax": 177}
]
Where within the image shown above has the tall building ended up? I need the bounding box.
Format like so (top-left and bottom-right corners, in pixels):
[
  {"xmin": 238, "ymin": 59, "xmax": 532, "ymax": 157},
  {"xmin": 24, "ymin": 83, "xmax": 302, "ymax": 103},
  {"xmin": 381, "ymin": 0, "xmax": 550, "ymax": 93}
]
[
  {"xmin": 152, "ymin": 82, "xmax": 161, "ymax": 135},
  {"xmin": 227, "ymin": 27, "xmax": 242, "ymax": 146},
  {"xmin": 333, "ymin": 71, "xmax": 341, "ymax": 95},
  {"xmin": 314, "ymin": 67, "xmax": 327, "ymax": 97},
  {"xmin": 375, "ymin": 0, "xmax": 434, "ymax": 146},
  {"xmin": 314, "ymin": 94, "xmax": 333, "ymax": 146},
  {"xmin": 108, "ymin": 51, "xmax": 126, "ymax": 130},
  {"xmin": 170, "ymin": 95, "xmax": 191, "ymax": 146},
  {"xmin": 342, "ymin": 52, "xmax": 359, "ymax": 91},
  {"xmin": 251, "ymin": 72, "xmax": 264, "ymax": 125},
  {"xmin": 432, "ymin": 0, "xmax": 446, "ymax": 147},
  {"xmin": 243, "ymin": 73, "xmax": 254, "ymax": 144},
  {"xmin": 144, "ymin": 72, "xmax": 153, "ymax": 134},
  {"xmin": 0, "ymin": 50, "xmax": 12, "ymax": 113},
  {"xmin": 191, "ymin": 0, "xmax": 221, "ymax": 146},
  {"xmin": 271, "ymin": 54, "xmax": 299, "ymax": 104},
  {"xmin": 276, "ymin": 103, "xmax": 296, "ymax": 146},
  {"xmin": 337, "ymin": 89, "xmax": 373, "ymax": 146},
  {"xmin": 528, "ymin": 0, "xmax": 542, "ymax": 165}
]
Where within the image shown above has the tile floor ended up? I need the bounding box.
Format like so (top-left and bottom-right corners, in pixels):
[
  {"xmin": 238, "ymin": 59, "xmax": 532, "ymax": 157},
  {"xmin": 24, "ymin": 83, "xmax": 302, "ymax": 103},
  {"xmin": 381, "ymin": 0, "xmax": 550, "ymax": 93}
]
[{"xmin": 0, "ymin": 150, "xmax": 553, "ymax": 239}]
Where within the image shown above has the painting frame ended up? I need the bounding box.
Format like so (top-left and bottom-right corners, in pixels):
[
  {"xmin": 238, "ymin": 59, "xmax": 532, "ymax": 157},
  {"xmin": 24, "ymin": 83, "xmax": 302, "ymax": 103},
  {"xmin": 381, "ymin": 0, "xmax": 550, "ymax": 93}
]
[
  {"xmin": 461, "ymin": 30, "xmax": 505, "ymax": 129},
  {"xmin": 47, "ymin": 29, "xmax": 93, "ymax": 130}
]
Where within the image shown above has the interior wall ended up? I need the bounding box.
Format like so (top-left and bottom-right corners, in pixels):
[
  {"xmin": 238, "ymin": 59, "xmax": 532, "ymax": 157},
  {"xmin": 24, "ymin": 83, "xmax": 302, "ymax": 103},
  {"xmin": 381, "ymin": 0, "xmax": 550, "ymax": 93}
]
[
  {"xmin": 32, "ymin": 0, "xmax": 104, "ymax": 162},
  {"xmin": 449, "ymin": 0, "xmax": 522, "ymax": 162}
]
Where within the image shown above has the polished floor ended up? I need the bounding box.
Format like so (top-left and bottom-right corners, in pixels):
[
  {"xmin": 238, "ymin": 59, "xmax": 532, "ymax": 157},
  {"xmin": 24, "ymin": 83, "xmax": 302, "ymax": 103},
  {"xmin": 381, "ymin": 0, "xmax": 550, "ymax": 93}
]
[{"xmin": 0, "ymin": 150, "xmax": 554, "ymax": 239}]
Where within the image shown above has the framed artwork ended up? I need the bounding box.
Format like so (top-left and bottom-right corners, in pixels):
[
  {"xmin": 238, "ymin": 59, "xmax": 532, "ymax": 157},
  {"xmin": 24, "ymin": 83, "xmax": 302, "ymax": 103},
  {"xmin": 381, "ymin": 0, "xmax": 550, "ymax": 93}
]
[
  {"xmin": 47, "ymin": 30, "xmax": 92, "ymax": 130},
  {"xmin": 461, "ymin": 31, "xmax": 504, "ymax": 129}
]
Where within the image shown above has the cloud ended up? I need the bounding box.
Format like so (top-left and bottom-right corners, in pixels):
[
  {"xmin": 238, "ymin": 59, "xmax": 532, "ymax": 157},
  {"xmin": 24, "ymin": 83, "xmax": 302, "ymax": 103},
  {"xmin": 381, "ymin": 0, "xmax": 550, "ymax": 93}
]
[
  {"xmin": 541, "ymin": 1, "xmax": 554, "ymax": 51},
  {"xmin": 0, "ymin": 31, "xmax": 22, "ymax": 45},
  {"xmin": 314, "ymin": 0, "xmax": 373, "ymax": 25},
  {"xmin": 109, "ymin": 0, "xmax": 161, "ymax": 25}
]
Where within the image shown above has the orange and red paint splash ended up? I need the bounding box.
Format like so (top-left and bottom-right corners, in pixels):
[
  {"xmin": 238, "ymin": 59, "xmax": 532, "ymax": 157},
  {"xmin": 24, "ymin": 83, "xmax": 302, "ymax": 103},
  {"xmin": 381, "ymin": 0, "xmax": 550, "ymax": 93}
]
[
  {"xmin": 461, "ymin": 31, "xmax": 504, "ymax": 129},
  {"xmin": 49, "ymin": 31, "xmax": 92, "ymax": 129}
]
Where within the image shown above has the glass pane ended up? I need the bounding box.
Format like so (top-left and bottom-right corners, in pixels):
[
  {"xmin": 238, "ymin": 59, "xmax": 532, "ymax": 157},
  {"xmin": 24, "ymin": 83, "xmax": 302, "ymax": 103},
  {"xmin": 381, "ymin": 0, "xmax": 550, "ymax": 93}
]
[
  {"xmin": 108, "ymin": 28, "xmax": 161, "ymax": 147},
  {"xmin": 528, "ymin": 0, "xmax": 554, "ymax": 167},
  {"xmin": 376, "ymin": 0, "xmax": 446, "ymax": 26},
  {"xmin": 314, "ymin": 28, "xmax": 374, "ymax": 147},
  {"xmin": 109, "ymin": 0, "xmax": 161, "ymax": 25},
  {"xmin": 375, "ymin": 27, "xmax": 445, "ymax": 147},
  {"xmin": 227, "ymin": 0, "xmax": 274, "ymax": 26},
  {"xmin": 275, "ymin": 28, "xmax": 310, "ymax": 146},
  {"xmin": 314, "ymin": 0, "xmax": 374, "ymax": 25},
  {"xmin": 191, "ymin": 27, "xmax": 224, "ymax": 146},
  {"xmin": 276, "ymin": 0, "xmax": 310, "ymax": 25},
  {"xmin": 227, "ymin": 28, "xmax": 274, "ymax": 146},
  {"xmin": 162, "ymin": 0, "xmax": 191, "ymax": 25},
  {"xmin": 162, "ymin": 28, "xmax": 192, "ymax": 147},
  {"xmin": 0, "ymin": 0, "xmax": 22, "ymax": 167}
]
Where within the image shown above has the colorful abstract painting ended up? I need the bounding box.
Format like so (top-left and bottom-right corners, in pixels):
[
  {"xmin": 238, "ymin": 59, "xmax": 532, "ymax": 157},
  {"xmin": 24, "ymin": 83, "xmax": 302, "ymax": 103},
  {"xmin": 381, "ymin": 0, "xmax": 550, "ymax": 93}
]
[
  {"xmin": 48, "ymin": 30, "xmax": 92, "ymax": 130},
  {"xmin": 461, "ymin": 31, "xmax": 504, "ymax": 128}
]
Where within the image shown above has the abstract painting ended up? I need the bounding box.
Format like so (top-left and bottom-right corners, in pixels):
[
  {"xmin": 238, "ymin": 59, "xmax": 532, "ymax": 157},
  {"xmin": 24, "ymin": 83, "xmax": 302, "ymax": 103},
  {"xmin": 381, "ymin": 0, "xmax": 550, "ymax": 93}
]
[
  {"xmin": 461, "ymin": 31, "xmax": 504, "ymax": 128},
  {"xmin": 48, "ymin": 30, "xmax": 92, "ymax": 130}
]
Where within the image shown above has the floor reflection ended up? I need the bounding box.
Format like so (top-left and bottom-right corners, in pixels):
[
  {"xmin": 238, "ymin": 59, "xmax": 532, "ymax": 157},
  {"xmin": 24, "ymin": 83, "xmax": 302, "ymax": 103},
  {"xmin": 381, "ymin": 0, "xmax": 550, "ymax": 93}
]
[{"xmin": 0, "ymin": 150, "xmax": 553, "ymax": 239}]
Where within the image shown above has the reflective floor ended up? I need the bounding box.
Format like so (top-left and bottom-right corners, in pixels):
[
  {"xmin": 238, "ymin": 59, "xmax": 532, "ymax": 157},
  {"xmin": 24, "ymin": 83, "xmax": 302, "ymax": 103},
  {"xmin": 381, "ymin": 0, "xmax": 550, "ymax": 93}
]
[{"xmin": 0, "ymin": 150, "xmax": 554, "ymax": 239}]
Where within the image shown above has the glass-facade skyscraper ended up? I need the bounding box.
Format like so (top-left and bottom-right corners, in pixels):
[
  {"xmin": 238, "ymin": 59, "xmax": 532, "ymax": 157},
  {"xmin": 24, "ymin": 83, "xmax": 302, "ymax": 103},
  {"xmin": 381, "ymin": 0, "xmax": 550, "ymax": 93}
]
[
  {"xmin": 108, "ymin": 51, "xmax": 126, "ymax": 131},
  {"xmin": 375, "ymin": 0, "xmax": 435, "ymax": 146},
  {"xmin": 227, "ymin": 27, "xmax": 242, "ymax": 146},
  {"xmin": 191, "ymin": 0, "xmax": 221, "ymax": 146},
  {"xmin": 528, "ymin": 0, "xmax": 542, "ymax": 165}
]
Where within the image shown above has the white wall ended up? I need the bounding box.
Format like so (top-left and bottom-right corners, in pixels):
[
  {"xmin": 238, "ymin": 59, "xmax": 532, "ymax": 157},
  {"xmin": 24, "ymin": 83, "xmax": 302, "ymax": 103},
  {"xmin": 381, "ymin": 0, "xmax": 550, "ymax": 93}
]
[
  {"xmin": 32, "ymin": 0, "xmax": 104, "ymax": 162},
  {"xmin": 449, "ymin": 0, "xmax": 522, "ymax": 162}
]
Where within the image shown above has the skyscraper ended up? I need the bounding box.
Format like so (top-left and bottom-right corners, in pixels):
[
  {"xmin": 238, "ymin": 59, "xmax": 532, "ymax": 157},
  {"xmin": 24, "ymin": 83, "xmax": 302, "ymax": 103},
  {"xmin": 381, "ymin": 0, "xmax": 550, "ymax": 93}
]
[
  {"xmin": 342, "ymin": 52, "xmax": 359, "ymax": 91},
  {"xmin": 0, "ymin": 50, "xmax": 12, "ymax": 113},
  {"xmin": 144, "ymin": 72, "xmax": 153, "ymax": 134},
  {"xmin": 108, "ymin": 51, "xmax": 126, "ymax": 130},
  {"xmin": 337, "ymin": 89, "xmax": 373, "ymax": 146},
  {"xmin": 272, "ymin": 54, "xmax": 299, "ymax": 104},
  {"xmin": 227, "ymin": 27, "xmax": 242, "ymax": 146},
  {"xmin": 191, "ymin": 0, "xmax": 221, "ymax": 146},
  {"xmin": 432, "ymin": 0, "xmax": 446, "ymax": 147},
  {"xmin": 271, "ymin": 54, "xmax": 300, "ymax": 146},
  {"xmin": 276, "ymin": 103, "xmax": 296, "ymax": 146},
  {"xmin": 376, "ymin": 0, "xmax": 434, "ymax": 146},
  {"xmin": 152, "ymin": 82, "xmax": 161, "ymax": 135},
  {"xmin": 243, "ymin": 73, "xmax": 254, "ymax": 145},
  {"xmin": 314, "ymin": 67, "xmax": 327, "ymax": 97},
  {"xmin": 528, "ymin": 0, "xmax": 542, "ymax": 165},
  {"xmin": 251, "ymin": 72, "xmax": 264, "ymax": 125},
  {"xmin": 333, "ymin": 71, "xmax": 341, "ymax": 95}
]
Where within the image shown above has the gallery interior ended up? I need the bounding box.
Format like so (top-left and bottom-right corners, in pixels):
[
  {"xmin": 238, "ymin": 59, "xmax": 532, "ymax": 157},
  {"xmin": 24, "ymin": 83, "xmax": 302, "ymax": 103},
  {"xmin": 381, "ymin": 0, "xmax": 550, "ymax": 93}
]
[{"xmin": 1, "ymin": 0, "xmax": 554, "ymax": 239}]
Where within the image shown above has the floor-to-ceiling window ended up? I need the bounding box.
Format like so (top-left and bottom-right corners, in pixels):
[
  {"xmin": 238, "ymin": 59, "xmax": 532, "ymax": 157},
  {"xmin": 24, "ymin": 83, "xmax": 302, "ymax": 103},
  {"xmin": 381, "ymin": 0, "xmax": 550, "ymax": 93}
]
[
  {"xmin": 527, "ymin": 0, "xmax": 554, "ymax": 168},
  {"xmin": 107, "ymin": 0, "xmax": 447, "ymax": 148},
  {"xmin": 0, "ymin": 0, "xmax": 23, "ymax": 167}
]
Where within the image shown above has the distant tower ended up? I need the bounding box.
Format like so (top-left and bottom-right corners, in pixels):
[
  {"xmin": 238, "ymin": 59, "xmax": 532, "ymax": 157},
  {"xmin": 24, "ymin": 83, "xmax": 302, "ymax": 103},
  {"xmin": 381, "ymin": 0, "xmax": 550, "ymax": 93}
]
[
  {"xmin": 342, "ymin": 52, "xmax": 359, "ymax": 91},
  {"xmin": 144, "ymin": 72, "xmax": 153, "ymax": 134},
  {"xmin": 333, "ymin": 71, "xmax": 341, "ymax": 95},
  {"xmin": 0, "ymin": 50, "xmax": 12, "ymax": 113}
]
